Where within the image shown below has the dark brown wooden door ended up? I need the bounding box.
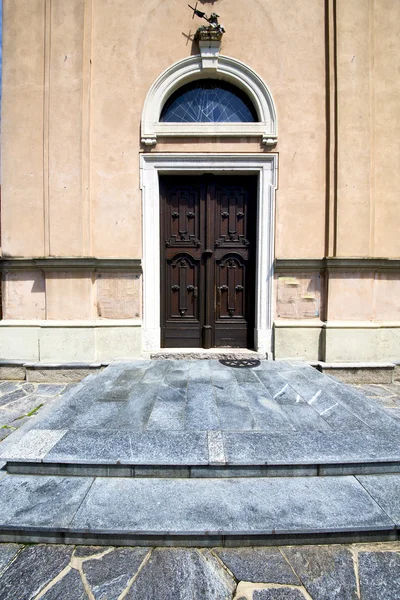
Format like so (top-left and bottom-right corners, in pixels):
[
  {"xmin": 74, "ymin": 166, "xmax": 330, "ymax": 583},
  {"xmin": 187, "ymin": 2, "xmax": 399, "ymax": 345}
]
[{"xmin": 160, "ymin": 175, "xmax": 257, "ymax": 348}]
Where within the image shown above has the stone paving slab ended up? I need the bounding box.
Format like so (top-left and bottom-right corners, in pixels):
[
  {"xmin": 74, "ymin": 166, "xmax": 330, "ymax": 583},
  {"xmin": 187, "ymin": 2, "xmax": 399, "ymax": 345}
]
[
  {"xmin": 70, "ymin": 475, "xmax": 394, "ymax": 536},
  {"xmin": 44, "ymin": 430, "xmax": 209, "ymax": 465},
  {"xmin": 357, "ymin": 474, "xmax": 400, "ymax": 525},
  {"xmin": 222, "ymin": 430, "xmax": 400, "ymax": 465},
  {"xmin": 0, "ymin": 474, "xmax": 93, "ymax": 530},
  {"xmin": 0, "ymin": 541, "xmax": 399, "ymax": 600}
]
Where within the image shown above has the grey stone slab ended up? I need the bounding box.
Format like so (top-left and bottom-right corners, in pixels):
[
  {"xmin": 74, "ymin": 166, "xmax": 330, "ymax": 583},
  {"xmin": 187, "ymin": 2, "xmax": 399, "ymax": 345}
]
[
  {"xmin": 188, "ymin": 360, "xmax": 212, "ymax": 383},
  {"xmin": 357, "ymin": 474, "xmax": 400, "ymax": 524},
  {"xmin": 45, "ymin": 430, "xmax": 132, "ymax": 464},
  {"xmin": 140, "ymin": 361, "xmax": 172, "ymax": 383},
  {"xmin": 282, "ymin": 405, "xmax": 333, "ymax": 432},
  {"xmin": 97, "ymin": 382, "xmax": 163, "ymax": 430},
  {"xmin": 282, "ymin": 545, "xmax": 358, "ymax": 600},
  {"xmin": 164, "ymin": 367, "xmax": 190, "ymax": 388},
  {"xmin": 125, "ymin": 548, "xmax": 236, "ymax": 600},
  {"xmin": 0, "ymin": 429, "xmax": 67, "ymax": 461},
  {"xmin": 253, "ymin": 589, "xmax": 308, "ymax": 600},
  {"xmin": 98, "ymin": 367, "xmax": 148, "ymax": 401},
  {"xmin": 129, "ymin": 431, "xmax": 208, "ymax": 464},
  {"xmin": 71, "ymin": 476, "xmax": 393, "ymax": 535},
  {"xmin": 146, "ymin": 384, "xmax": 186, "ymax": 431},
  {"xmin": 223, "ymin": 430, "xmax": 400, "ymax": 465},
  {"xmin": 214, "ymin": 548, "xmax": 299, "ymax": 584},
  {"xmin": 255, "ymin": 371, "xmax": 304, "ymax": 405},
  {"xmin": 358, "ymin": 550, "xmax": 400, "ymax": 600},
  {"xmin": 35, "ymin": 384, "xmax": 67, "ymax": 397},
  {"xmin": 0, "ymin": 545, "xmax": 73, "ymax": 600},
  {"xmin": 213, "ymin": 380, "xmax": 256, "ymax": 430},
  {"xmin": 0, "ymin": 544, "xmax": 22, "ymax": 575},
  {"xmin": 240, "ymin": 384, "xmax": 294, "ymax": 431},
  {"xmin": 186, "ymin": 382, "xmax": 220, "ymax": 430},
  {"xmin": 233, "ymin": 368, "xmax": 262, "ymax": 384},
  {"xmin": 0, "ymin": 474, "xmax": 93, "ymax": 529},
  {"xmin": 0, "ymin": 382, "xmax": 20, "ymax": 394},
  {"xmin": 279, "ymin": 370, "xmax": 397, "ymax": 430},
  {"xmin": 0, "ymin": 395, "xmax": 49, "ymax": 426},
  {"xmin": 74, "ymin": 546, "xmax": 108, "ymax": 558},
  {"xmin": 208, "ymin": 431, "xmax": 225, "ymax": 464},
  {"xmin": 83, "ymin": 547, "xmax": 150, "ymax": 600},
  {"xmin": 41, "ymin": 568, "xmax": 89, "ymax": 600},
  {"xmin": 216, "ymin": 400, "xmax": 257, "ymax": 430},
  {"xmin": 0, "ymin": 389, "xmax": 28, "ymax": 407}
]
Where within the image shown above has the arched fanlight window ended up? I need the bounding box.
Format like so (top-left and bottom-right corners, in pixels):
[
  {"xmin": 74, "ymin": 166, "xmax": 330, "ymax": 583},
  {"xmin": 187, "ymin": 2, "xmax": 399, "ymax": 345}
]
[
  {"xmin": 141, "ymin": 54, "xmax": 277, "ymax": 146},
  {"xmin": 160, "ymin": 80, "xmax": 258, "ymax": 123}
]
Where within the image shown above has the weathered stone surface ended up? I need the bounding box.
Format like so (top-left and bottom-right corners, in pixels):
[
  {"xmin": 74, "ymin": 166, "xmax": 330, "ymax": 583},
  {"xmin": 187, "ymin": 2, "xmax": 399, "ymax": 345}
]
[
  {"xmin": 186, "ymin": 382, "xmax": 220, "ymax": 430},
  {"xmin": 125, "ymin": 548, "xmax": 236, "ymax": 599},
  {"xmin": 73, "ymin": 546, "xmax": 107, "ymax": 558},
  {"xmin": 41, "ymin": 568, "xmax": 89, "ymax": 599},
  {"xmin": 0, "ymin": 475, "xmax": 93, "ymax": 528},
  {"xmin": 45, "ymin": 431, "xmax": 132, "ymax": 464},
  {"xmin": 223, "ymin": 430, "xmax": 400, "ymax": 465},
  {"xmin": 358, "ymin": 551, "xmax": 400, "ymax": 600},
  {"xmin": 357, "ymin": 474, "xmax": 400, "ymax": 524},
  {"xmin": 36, "ymin": 384, "xmax": 66, "ymax": 397},
  {"xmin": 83, "ymin": 547, "xmax": 150, "ymax": 600},
  {"xmin": 0, "ymin": 389, "xmax": 29, "ymax": 407},
  {"xmin": 0, "ymin": 429, "xmax": 67, "ymax": 460},
  {"xmin": 0, "ymin": 545, "xmax": 73, "ymax": 600},
  {"xmin": 145, "ymin": 384, "xmax": 186, "ymax": 430},
  {"xmin": 71, "ymin": 476, "xmax": 393, "ymax": 535},
  {"xmin": 0, "ymin": 394, "xmax": 46, "ymax": 425},
  {"xmin": 26, "ymin": 368, "xmax": 101, "ymax": 383},
  {"xmin": 0, "ymin": 366, "xmax": 26, "ymax": 380},
  {"xmin": 0, "ymin": 544, "xmax": 21, "ymax": 575},
  {"xmin": 253, "ymin": 589, "xmax": 308, "ymax": 600},
  {"xmin": 214, "ymin": 548, "xmax": 299, "ymax": 584},
  {"xmin": 282, "ymin": 545, "xmax": 358, "ymax": 599}
]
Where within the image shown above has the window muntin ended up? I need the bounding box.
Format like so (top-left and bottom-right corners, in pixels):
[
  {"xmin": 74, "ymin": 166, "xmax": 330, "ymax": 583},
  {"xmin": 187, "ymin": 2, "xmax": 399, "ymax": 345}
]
[{"xmin": 160, "ymin": 80, "xmax": 258, "ymax": 123}]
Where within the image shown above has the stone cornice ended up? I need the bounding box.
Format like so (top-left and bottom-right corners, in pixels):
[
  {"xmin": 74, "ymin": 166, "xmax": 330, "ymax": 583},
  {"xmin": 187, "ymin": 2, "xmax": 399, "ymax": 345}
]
[
  {"xmin": 275, "ymin": 258, "xmax": 400, "ymax": 272},
  {"xmin": 0, "ymin": 258, "xmax": 142, "ymax": 272}
]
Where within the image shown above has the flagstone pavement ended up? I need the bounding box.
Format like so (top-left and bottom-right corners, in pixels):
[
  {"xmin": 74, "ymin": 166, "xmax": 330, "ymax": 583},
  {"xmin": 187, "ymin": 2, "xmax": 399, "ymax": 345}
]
[{"xmin": 0, "ymin": 368, "xmax": 400, "ymax": 599}]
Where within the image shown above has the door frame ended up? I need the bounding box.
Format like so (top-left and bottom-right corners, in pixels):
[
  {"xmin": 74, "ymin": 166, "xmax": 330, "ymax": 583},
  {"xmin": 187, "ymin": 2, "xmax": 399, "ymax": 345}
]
[{"xmin": 140, "ymin": 153, "xmax": 278, "ymax": 355}]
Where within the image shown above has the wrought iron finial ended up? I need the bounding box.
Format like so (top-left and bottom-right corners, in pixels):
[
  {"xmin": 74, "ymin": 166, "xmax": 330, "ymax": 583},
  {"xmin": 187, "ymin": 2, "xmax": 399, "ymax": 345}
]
[{"xmin": 188, "ymin": 3, "xmax": 225, "ymax": 40}]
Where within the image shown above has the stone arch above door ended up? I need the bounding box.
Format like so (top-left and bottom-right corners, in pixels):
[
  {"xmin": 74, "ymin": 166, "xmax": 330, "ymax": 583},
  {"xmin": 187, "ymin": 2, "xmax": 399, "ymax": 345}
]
[{"xmin": 140, "ymin": 54, "xmax": 278, "ymax": 146}]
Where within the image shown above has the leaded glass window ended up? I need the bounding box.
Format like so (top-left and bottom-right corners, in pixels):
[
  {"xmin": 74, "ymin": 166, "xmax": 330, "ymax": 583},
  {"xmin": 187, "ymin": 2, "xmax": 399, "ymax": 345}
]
[{"xmin": 160, "ymin": 80, "xmax": 258, "ymax": 123}]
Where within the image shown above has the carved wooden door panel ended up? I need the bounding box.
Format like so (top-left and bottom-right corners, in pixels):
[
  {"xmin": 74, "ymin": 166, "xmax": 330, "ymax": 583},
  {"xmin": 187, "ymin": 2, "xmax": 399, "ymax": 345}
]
[{"xmin": 160, "ymin": 176, "xmax": 256, "ymax": 348}]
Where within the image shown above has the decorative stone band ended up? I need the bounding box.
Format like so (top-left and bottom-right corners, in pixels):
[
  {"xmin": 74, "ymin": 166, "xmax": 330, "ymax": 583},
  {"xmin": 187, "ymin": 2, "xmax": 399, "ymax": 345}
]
[
  {"xmin": 275, "ymin": 258, "xmax": 400, "ymax": 273},
  {"xmin": 0, "ymin": 258, "xmax": 142, "ymax": 273}
]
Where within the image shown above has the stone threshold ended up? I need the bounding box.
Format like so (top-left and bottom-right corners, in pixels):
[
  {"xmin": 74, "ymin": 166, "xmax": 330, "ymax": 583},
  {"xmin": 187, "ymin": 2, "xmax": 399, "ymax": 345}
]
[{"xmin": 150, "ymin": 348, "xmax": 266, "ymax": 360}]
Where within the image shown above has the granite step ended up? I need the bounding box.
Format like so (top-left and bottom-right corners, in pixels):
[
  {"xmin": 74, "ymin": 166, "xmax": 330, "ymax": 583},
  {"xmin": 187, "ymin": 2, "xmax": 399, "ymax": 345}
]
[
  {"xmin": 0, "ymin": 472, "xmax": 398, "ymax": 547},
  {"xmin": 3, "ymin": 428, "xmax": 400, "ymax": 478}
]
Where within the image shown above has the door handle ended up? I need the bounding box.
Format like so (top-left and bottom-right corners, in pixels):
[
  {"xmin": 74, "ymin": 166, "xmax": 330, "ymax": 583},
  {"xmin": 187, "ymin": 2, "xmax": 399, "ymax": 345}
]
[
  {"xmin": 187, "ymin": 285, "xmax": 198, "ymax": 298},
  {"xmin": 217, "ymin": 284, "xmax": 228, "ymax": 306}
]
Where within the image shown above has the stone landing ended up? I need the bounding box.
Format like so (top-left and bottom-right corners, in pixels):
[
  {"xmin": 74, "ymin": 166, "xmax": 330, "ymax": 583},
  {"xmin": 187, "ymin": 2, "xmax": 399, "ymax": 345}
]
[{"xmin": 0, "ymin": 359, "xmax": 399, "ymax": 546}]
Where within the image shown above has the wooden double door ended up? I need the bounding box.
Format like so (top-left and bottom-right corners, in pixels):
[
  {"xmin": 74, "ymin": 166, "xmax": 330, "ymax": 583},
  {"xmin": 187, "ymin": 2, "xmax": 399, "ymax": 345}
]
[{"xmin": 160, "ymin": 175, "xmax": 257, "ymax": 349}]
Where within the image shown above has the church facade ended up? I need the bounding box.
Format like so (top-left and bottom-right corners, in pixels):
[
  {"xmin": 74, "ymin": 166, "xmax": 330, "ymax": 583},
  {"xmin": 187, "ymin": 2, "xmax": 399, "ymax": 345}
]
[{"xmin": 0, "ymin": 0, "xmax": 399, "ymax": 364}]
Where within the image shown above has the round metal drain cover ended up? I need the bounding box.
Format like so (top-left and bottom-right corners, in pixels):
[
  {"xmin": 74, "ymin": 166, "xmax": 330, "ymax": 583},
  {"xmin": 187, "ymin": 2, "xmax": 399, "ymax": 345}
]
[{"xmin": 219, "ymin": 359, "xmax": 261, "ymax": 369}]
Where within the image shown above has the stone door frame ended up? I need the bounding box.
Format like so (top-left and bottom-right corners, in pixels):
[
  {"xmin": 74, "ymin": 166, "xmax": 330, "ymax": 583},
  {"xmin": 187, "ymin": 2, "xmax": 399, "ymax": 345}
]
[{"xmin": 140, "ymin": 153, "xmax": 278, "ymax": 355}]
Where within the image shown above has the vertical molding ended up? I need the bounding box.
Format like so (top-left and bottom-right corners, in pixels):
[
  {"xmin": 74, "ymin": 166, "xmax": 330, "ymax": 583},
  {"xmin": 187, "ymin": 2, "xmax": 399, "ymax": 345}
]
[
  {"xmin": 325, "ymin": 0, "xmax": 338, "ymax": 258},
  {"xmin": 82, "ymin": 0, "xmax": 93, "ymax": 256},
  {"xmin": 369, "ymin": 0, "xmax": 375, "ymax": 257},
  {"xmin": 43, "ymin": 0, "xmax": 52, "ymax": 256}
]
